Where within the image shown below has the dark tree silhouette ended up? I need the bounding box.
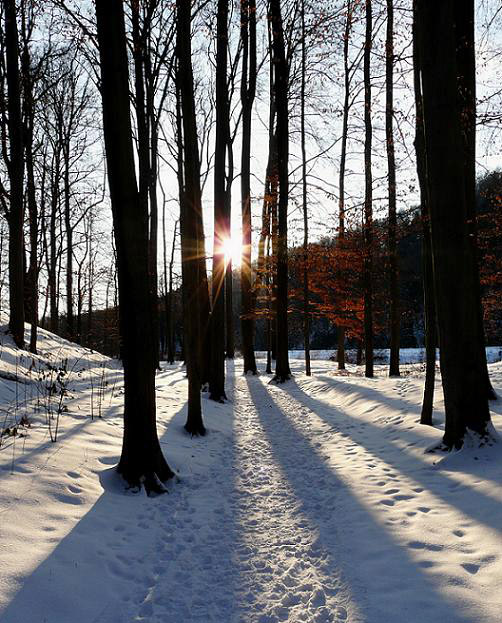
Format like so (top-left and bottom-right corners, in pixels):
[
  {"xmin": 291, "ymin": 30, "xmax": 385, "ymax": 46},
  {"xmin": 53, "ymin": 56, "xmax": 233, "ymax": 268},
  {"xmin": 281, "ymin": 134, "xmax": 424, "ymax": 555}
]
[
  {"xmin": 240, "ymin": 0, "xmax": 258, "ymax": 375},
  {"xmin": 4, "ymin": 0, "xmax": 25, "ymax": 348},
  {"xmin": 270, "ymin": 0, "xmax": 291, "ymax": 383},
  {"xmin": 416, "ymin": 0, "xmax": 491, "ymax": 448},
  {"xmin": 363, "ymin": 0, "xmax": 374, "ymax": 378},
  {"xmin": 95, "ymin": 0, "xmax": 174, "ymax": 491},
  {"xmin": 176, "ymin": 0, "xmax": 207, "ymax": 435},
  {"xmin": 210, "ymin": 0, "xmax": 229, "ymax": 401}
]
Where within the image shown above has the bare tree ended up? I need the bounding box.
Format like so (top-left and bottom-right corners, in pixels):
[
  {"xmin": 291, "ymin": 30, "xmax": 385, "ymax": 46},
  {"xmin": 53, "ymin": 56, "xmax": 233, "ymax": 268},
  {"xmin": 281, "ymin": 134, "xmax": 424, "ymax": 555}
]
[{"xmin": 95, "ymin": 0, "xmax": 174, "ymax": 491}]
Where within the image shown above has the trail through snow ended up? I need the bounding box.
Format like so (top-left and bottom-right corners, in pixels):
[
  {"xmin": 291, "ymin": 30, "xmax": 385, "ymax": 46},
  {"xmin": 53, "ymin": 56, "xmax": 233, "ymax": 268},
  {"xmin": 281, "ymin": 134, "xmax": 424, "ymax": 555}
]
[{"xmin": 0, "ymin": 330, "xmax": 502, "ymax": 623}]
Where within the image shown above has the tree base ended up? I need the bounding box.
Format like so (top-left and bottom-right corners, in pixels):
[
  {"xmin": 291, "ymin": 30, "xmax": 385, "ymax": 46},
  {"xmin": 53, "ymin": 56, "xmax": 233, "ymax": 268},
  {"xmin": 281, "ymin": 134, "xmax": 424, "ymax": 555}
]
[
  {"xmin": 184, "ymin": 420, "xmax": 206, "ymax": 437},
  {"xmin": 426, "ymin": 423, "xmax": 499, "ymax": 454},
  {"xmin": 271, "ymin": 373, "xmax": 291, "ymax": 384},
  {"xmin": 209, "ymin": 391, "xmax": 227, "ymax": 403},
  {"xmin": 117, "ymin": 455, "xmax": 174, "ymax": 497}
]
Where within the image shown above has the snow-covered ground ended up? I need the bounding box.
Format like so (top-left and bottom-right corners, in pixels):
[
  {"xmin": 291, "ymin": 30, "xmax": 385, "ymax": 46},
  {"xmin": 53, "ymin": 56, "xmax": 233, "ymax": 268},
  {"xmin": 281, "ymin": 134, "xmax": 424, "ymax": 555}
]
[{"xmin": 0, "ymin": 325, "xmax": 501, "ymax": 623}]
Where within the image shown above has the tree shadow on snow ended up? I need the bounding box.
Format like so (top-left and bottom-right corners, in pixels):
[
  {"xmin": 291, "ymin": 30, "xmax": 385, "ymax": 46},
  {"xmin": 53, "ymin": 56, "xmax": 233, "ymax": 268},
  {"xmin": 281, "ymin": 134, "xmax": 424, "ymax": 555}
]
[
  {"xmin": 0, "ymin": 370, "xmax": 242, "ymax": 623},
  {"xmin": 245, "ymin": 375, "xmax": 479, "ymax": 623}
]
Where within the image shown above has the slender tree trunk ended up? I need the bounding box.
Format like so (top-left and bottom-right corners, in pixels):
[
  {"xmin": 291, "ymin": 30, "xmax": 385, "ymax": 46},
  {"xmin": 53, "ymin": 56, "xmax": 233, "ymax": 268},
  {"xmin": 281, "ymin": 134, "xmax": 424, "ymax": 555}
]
[
  {"xmin": 63, "ymin": 152, "xmax": 74, "ymax": 341},
  {"xmin": 95, "ymin": 0, "xmax": 174, "ymax": 491},
  {"xmin": 363, "ymin": 0, "xmax": 374, "ymax": 378},
  {"xmin": 301, "ymin": 0, "xmax": 310, "ymax": 376},
  {"xmin": 240, "ymin": 0, "xmax": 258, "ymax": 374},
  {"xmin": 4, "ymin": 0, "xmax": 25, "ymax": 348},
  {"xmin": 416, "ymin": 0, "xmax": 491, "ymax": 448},
  {"xmin": 336, "ymin": 0, "xmax": 352, "ymax": 372},
  {"xmin": 386, "ymin": 0, "xmax": 400, "ymax": 377},
  {"xmin": 176, "ymin": 0, "xmax": 206, "ymax": 435},
  {"xmin": 225, "ymin": 142, "xmax": 235, "ymax": 359},
  {"xmin": 49, "ymin": 160, "xmax": 59, "ymax": 334},
  {"xmin": 209, "ymin": 0, "xmax": 229, "ymax": 401},
  {"xmin": 266, "ymin": 232, "xmax": 273, "ymax": 374},
  {"xmin": 167, "ymin": 222, "xmax": 177, "ymax": 365},
  {"xmin": 270, "ymin": 0, "xmax": 290, "ymax": 382},
  {"xmin": 21, "ymin": 32, "xmax": 38, "ymax": 354},
  {"xmin": 413, "ymin": 4, "xmax": 435, "ymax": 425}
]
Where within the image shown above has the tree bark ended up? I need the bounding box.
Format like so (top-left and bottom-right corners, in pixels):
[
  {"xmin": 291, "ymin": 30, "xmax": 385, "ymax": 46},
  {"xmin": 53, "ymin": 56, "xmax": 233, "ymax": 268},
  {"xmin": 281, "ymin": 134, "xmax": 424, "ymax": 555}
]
[
  {"xmin": 386, "ymin": 0, "xmax": 400, "ymax": 377},
  {"xmin": 416, "ymin": 0, "xmax": 491, "ymax": 448},
  {"xmin": 210, "ymin": 0, "xmax": 229, "ymax": 401},
  {"xmin": 363, "ymin": 0, "xmax": 374, "ymax": 378},
  {"xmin": 176, "ymin": 0, "xmax": 206, "ymax": 435},
  {"xmin": 4, "ymin": 0, "xmax": 25, "ymax": 348},
  {"xmin": 336, "ymin": 0, "xmax": 353, "ymax": 372},
  {"xmin": 270, "ymin": 0, "xmax": 291, "ymax": 382},
  {"xmin": 240, "ymin": 0, "xmax": 258, "ymax": 375},
  {"xmin": 301, "ymin": 0, "xmax": 311, "ymax": 377},
  {"xmin": 453, "ymin": 1, "xmax": 496, "ymax": 402},
  {"xmin": 21, "ymin": 16, "xmax": 37, "ymax": 354},
  {"xmin": 413, "ymin": 2, "xmax": 435, "ymax": 425},
  {"xmin": 95, "ymin": 0, "xmax": 174, "ymax": 492}
]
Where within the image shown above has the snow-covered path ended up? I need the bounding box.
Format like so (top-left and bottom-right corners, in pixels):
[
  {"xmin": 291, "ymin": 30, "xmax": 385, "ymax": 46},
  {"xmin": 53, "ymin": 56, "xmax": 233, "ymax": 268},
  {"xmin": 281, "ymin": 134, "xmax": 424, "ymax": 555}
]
[{"xmin": 1, "ymin": 345, "xmax": 502, "ymax": 623}]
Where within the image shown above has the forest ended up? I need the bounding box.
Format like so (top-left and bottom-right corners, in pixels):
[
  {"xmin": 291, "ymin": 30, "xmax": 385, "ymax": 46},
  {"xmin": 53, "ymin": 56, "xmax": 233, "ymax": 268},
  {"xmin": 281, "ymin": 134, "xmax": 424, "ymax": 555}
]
[{"xmin": 0, "ymin": 0, "xmax": 501, "ymax": 622}]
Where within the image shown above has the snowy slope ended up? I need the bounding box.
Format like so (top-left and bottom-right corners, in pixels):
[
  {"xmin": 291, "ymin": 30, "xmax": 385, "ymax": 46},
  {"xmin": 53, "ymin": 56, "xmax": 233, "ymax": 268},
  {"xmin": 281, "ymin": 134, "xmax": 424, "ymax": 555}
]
[{"xmin": 0, "ymin": 325, "xmax": 501, "ymax": 623}]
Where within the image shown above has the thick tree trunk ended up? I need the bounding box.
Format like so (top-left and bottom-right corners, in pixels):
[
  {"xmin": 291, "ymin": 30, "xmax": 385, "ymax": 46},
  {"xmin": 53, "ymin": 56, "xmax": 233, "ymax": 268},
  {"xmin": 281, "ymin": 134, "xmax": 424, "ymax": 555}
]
[
  {"xmin": 386, "ymin": 0, "xmax": 400, "ymax": 377},
  {"xmin": 454, "ymin": 2, "xmax": 496, "ymax": 402},
  {"xmin": 416, "ymin": 0, "xmax": 491, "ymax": 448},
  {"xmin": 363, "ymin": 0, "xmax": 374, "ymax": 378},
  {"xmin": 95, "ymin": 0, "xmax": 174, "ymax": 492},
  {"xmin": 270, "ymin": 0, "xmax": 291, "ymax": 382},
  {"xmin": 4, "ymin": 0, "xmax": 25, "ymax": 348}
]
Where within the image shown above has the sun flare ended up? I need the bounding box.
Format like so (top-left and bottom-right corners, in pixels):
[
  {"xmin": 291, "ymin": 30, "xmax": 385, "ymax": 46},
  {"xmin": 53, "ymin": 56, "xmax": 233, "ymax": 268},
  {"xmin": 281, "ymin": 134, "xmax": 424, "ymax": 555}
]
[{"xmin": 222, "ymin": 236, "xmax": 242, "ymax": 267}]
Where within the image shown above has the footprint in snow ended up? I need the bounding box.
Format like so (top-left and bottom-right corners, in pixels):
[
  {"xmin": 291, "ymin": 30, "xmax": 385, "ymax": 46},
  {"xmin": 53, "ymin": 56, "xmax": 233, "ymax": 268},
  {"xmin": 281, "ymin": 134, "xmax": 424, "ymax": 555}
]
[{"xmin": 461, "ymin": 562, "xmax": 480, "ymax": 575}]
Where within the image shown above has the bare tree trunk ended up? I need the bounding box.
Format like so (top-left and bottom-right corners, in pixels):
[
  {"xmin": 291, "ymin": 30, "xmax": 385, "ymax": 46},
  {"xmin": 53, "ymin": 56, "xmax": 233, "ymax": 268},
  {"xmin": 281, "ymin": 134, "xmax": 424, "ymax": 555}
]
[
  {"xmin": 413, "ymin": 3, "xmax": 435, "ymax": 425},
  {"xmin": 240, "ymin": 0, "xmax": 257, "ymax": 374},
  {"xmin": 49, "ymin": 159, "xmax": 60, "ymax": 334},
  {"xmin": 63, "ymin": 151, "xmax": 74, "ymax": 341},
  {"xmin": 301, "ymin": 0, "xmax": 311, "ymax": 377},
  {"xmin": 95, "ymin": 0, "xmax": 174, "ymax": 492},
  {"xmin": 176, "ymin": 0, "xmax": 206, "ymax": 435},
  {"xmin": 21, "ymin": 16, "xmax": 37, "ymax": 354},
  {"xmin": 225, "ymin": 141, "xmax": 235, "ymax": 359},
  {"xmin": 454, "ymin": 1, "xmax": 496, "ymax": 402},
  {"xmin": 363, "ymin": 0, "xmax": 374, "ymax": 378},
  {"xmin": 386, "ymin": 0, "xmax": 400, "ymax": 377},
  {"xmin": 270, "ymin": 0, "xmax": 290, "ymax": 382},
  {"xmin": 4, "ymin": 0, "xmax": 25, "ymax": 348},
  {"xmin": 416, "ymin": 0, "xmax": 491, "ymax": 449},
  {"xmin": 336, "ymin": 0, "xmax": 353, "ymax": 372},
  {"xmin": 167, "ymin": 222, "xmax": 177, "ymax": 365},
  {"xmin": 209, "ymin": 0, "xmax": 229, "ymax": 401}
]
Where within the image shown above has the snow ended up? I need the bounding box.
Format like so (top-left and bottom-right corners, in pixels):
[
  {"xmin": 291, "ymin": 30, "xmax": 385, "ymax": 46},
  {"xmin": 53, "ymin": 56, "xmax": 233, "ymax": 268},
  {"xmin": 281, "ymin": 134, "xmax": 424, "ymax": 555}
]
[{"xmin": 0, "ymin": 325, "xmax": 502, "ymax": 622}]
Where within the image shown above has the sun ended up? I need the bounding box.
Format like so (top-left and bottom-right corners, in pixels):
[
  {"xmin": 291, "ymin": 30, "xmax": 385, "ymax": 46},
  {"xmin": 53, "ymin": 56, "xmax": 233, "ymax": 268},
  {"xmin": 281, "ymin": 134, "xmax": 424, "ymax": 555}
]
[{"xmin": 222, "ymin": 236, "xmax": 242, "ymax": 267}]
